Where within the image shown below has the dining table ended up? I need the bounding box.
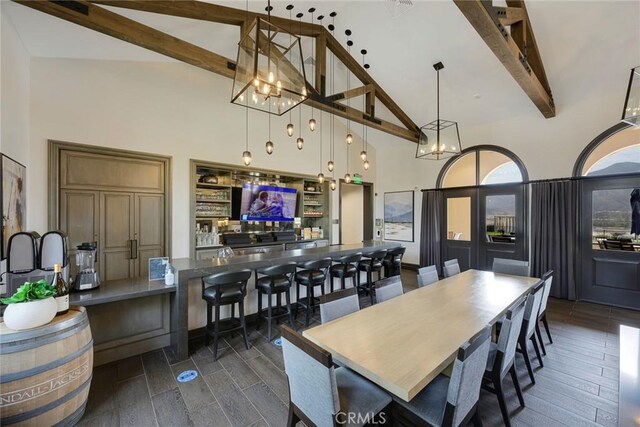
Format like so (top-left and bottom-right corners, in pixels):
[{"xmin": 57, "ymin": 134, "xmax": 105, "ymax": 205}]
[{"xmin": 303, "ymin": 269, "xmax": 541, "ymax": 402}]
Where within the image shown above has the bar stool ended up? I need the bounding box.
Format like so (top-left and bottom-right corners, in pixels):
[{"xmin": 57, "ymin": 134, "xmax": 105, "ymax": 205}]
[
  {"xmin": 382, "ymin": 246, "xmax": 406, "ymax": 277},
  {"xmin": 202, "ymin": 269, "xmax": 252, "ymax": 360},
  {"xmin": 329, "ymin": 253, "xmax": 362, "ymax": 292},
  {"xmin": 356, "ymin": 249, "xmax": 387, "ymax": 305},
  {"xmin": 294, "ymin": 257, "xmax": 332, "ymax": 327},
  {"xmin": 255, "ymin": 263, "xmax": 297, "ymax": 342}
]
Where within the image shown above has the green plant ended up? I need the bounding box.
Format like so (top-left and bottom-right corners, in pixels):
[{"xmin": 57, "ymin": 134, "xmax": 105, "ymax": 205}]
[{"xmin": 1, "ymin": 280, "xmax": 57, "ymax": 304}]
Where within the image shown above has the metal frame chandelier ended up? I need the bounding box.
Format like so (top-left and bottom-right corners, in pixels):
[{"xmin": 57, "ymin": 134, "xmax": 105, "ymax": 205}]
[
  {"xmin": 231, "ymin": 0, "xmax": 308, "ymax": 115},
  {"xmin": 416, "ymin": 62, "xmax": 462, "ymax": 160}
]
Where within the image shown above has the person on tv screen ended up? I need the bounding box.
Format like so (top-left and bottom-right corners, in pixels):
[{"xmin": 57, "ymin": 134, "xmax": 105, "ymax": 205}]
[
  {"xmin": 249, "ymin": 191, "xmax": 270, "ymax": 216},
  {"xmin": 267, "ymin": 193, "xmax": 284, "ymax": 218}
]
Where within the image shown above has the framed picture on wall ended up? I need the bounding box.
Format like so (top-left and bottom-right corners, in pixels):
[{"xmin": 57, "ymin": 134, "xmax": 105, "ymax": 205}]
[
  {"xmin": 384, "ymin": 191, "xmax": 414, "ymax": 242},
  {"xmin": 1, "ymin": 154, "xmax": 27, "ymax": 259}
]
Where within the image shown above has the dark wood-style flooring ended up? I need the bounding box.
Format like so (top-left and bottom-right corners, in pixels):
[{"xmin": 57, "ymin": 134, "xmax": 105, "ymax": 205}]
[{"xmin": 79, "ymin": 269, "xmax": 636, "ymax": 427}]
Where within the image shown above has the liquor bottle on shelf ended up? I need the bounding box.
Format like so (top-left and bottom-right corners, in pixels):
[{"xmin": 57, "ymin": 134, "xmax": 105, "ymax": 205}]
[{"xmin": 52, "ymin": 263, "xmax": 69, "ymax": 315}]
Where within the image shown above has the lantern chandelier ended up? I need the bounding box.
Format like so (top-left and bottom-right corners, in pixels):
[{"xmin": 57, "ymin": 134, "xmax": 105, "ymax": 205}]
[
  {"xmin": 231, "ymin": 0, "xmax": 308, "ymax": 115},
  {"xmin": 416, "ymin": 62, "xmax": 462, "ymax": 160}
]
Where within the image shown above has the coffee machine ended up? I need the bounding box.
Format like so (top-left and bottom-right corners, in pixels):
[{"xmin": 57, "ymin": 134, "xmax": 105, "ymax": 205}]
[{"xmin": 73, "ymin": 242, "xmax": 100, "ymax": 291}]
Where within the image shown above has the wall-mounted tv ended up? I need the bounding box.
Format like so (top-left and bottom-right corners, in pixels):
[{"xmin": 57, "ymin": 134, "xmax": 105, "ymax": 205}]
[{"xmin": 239, "ymin": 184, "xmax": 297, "ymax": 222}]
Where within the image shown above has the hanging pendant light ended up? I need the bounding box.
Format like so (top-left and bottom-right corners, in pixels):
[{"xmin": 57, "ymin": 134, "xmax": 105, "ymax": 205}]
[
  {"xmin": 318, "ymin": 107, "xmax": 324, "ymax": 183},
  {"xmin": 265, "ymin": 141, "xmax": 274, "ymax": 154},
  {"xmin": 285, "ymin": 5, "xmax": 295, "ymax": 136},
  {"xmin": 296, "ymin": 137, "xmax": 304, "ymax": 150},
  {"xmin": 308, "ymin": 118, "xmax": 316, "ymax": 131},
  {"xmin": 317, "ymin": 173, "xmax": 325, "ymax": 183},
  {"xmin": 287, "ymin": 123, "xmax": 294, "ymax": 137},
  {"xmin": 330, "ymin": 179, "xmax": 337, "ymax": 191},
  {"xmin": 363, "ymin": 159, "xmax": 370, "ymax": 170},
  {"xmin": 416, "ymin": 62, "xmax": 462, "ymax": 160},
  {"xmin": 295, "ymin": 11, "xmax": 305, "ymax": 150},
  {"xmin": 345, "ymin": 30, "xmax": 354, "ymax": 145},
  {"xmin": 344, "ymin": 173, "xmax": 351, "ymax": 183},
  {"xmin": 360, "ymin": 150, "xmax": 367, "ymax": 161},
  {"xmin": 346, "ymin": 134, "xmax": 353, "ymax": 144},
  {"xmin": 327, "ymin": 160, "xmax": 334, "ymax": 172},
  {"xmin": 328, "ymin": 12, "xmax": 338, "ymax": 188},
  {"xmin": 308, "ymin": 8, "xmax": 317, "ymax": 132},
  {"xmin": 360, "ymin": 49, "xmax": 369, "ymax": 167},
  {"xmin": 242, "ymin": 150, "xmax": 252, "ymax": 166},
  {"xmin": 242, "ymin": 79, "xmax": 252, "ymax": 166}
]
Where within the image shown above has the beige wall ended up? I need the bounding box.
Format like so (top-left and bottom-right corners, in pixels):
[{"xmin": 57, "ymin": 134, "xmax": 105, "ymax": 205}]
[{"xmin": 340, "ymin": 183, "xmax": 364, "ymax": 244}]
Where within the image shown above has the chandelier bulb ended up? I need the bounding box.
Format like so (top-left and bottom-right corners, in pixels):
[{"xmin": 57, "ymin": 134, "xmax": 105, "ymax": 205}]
[
  {"xmin": 363, "ymin": 160, "xmax": 370, "ymax": 170},
  {"xmin": 330, "ymin": 179, "xmax": 337, "ymax": 191},
  {"xmin": 327, "ymin": 160, "xmax": 334, "ymax": 172},
  {"xmin": 344, "ymin": 173, "xmax": 351, "ymax": 183},
  {"xmin": 317, "ymin": 173, "xmax": 324, "ymax": 183},
  {"xmin": 360, "ymin": 150, "xmax": 367, "ymax": 161},
  {"xmin": 265, "ymin": 141, "xmax": 274, "ymax": 155},
  {"xmin": 296, "ymin": 137, "xmax": 304, "ymax": 150},
  {"xmin": 287, "ymin": 123, "xmax": 294, "ymax": 137},
  {"xmin": 346, "ymin": 133, "xmax": 353, "ymax": 144},
  {"xmin": 242, "ymin": 150, "xmax": 252, "ymax": 166},
  {"xmin": 309, "ymin": 118, "xmax": 316, "ymax": 131}
]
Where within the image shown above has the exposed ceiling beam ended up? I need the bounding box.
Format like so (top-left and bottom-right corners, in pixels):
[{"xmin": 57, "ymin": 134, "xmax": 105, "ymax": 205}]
[
  {"xmin": 327, "ymin": 85, "xmax": 374, "ymax": 102},
  {"xmin": 453, "ymin": 0, "xmax": 555, "ymax": 118}
]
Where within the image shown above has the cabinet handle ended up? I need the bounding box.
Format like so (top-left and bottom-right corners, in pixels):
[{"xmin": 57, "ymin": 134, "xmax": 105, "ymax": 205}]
[{"xmin": 130, "ymin": 239, "xmax": 138, "ymax": 259}]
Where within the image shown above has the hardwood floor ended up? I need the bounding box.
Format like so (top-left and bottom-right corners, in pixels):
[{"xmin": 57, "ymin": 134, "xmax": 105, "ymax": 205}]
[{"xmin": 78, "ymin": 269, "xmax": 635, "ymax": 427}]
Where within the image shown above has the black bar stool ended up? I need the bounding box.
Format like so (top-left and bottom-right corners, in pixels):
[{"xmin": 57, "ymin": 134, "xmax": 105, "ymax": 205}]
[
  {"xmin": 329, "ymin": 253, "xmax": 362, "ymax": 292},
  {"xmin": 255, "ymin": 263, "xmax": 297, "ymax": 342},
  {"xmin": 357, "ymin": 249, "xmax": 387, "ymax": 305},
  {"xmin": 295, "ymin": 257, "xmax": 332, "ymax": 326},
  {"xmin": 202, "ymin": 269, "xmax": 252, "ymax": 360},
  {"xmin": 382, "ymin": 246, "xmax": 406, "ymax": 277}
]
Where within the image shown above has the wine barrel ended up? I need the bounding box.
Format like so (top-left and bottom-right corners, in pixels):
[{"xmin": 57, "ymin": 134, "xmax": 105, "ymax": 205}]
[{"xmin": 0, "ymin": 306, "xmax": 93, "ymax": 426}]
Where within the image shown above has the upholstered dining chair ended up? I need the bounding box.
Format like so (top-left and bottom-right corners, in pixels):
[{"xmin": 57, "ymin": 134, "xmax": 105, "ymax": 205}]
[
  {"xmin": 417, "ymin": 265, "xmax": 439, "ymax": 287},
  {"xmin": 318, "ymin": 288, "xmax": 360, "ymax": 324},
  {"xmin": 536, "ymin": 270, "xmax": 554, "ymax": 354},
  {"xmin": 443, "ymin": 259, "xmax": 461, "ymax": 278},
  {"xmin": 517, "ymin": 280, "xmax": 546, "ymax": 384},
  {"xmin": 492, "ymin": 258, "xmax": 530, "ymax": 277},
  {"xmin": 375, "ymin": 276, "xmax": 404, "ymax": 303}
]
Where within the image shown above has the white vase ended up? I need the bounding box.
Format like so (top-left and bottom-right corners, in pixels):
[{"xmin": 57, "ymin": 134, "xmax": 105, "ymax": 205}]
[{"xmin": 3, "ymin": 298, "xmax": 58, "ymax": 330}]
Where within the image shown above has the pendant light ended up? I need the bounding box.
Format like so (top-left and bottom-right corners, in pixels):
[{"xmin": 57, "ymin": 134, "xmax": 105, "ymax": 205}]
[
  {"xmin": 296, "ymin": 11, "xmax": 305, "ymax": 150},
  {"xmin": 345, "ymin": 29, "xmax": 353, "ymax": 145},
  {"xmin": 344, "ymin": 130, "xmax": 351, "ymax": 183},
  {"xmin": 318, "ymin": 108, "xmax": 325, "ymax": 183},
  {"xmin": 327, "ymin": 12, "xmax": 337, "ymax": 177},
  {"xmin": 285, "ymin": 4, "xmax": 295, "ymax": 136},
  {"xmin": 361, "ymin": 49, "xmax": 370, "ymax": 170},
  {"xmin": 330, "ymin": 179, "xmax": 337, "ymax": 190},
  {"xmin": 308, "ymin": 8, "xmax": 317, "ymax": 132},
  {"xmin": 416, "ymin": 62, "xmax": 462, "ymax": 160},
  {"xmin": 265, "ymin": 100, "xmax": 274, "ymax": 154},
  {"xmin": 240, "ymin": 0, "xmax": 252, "ymax": 166}
]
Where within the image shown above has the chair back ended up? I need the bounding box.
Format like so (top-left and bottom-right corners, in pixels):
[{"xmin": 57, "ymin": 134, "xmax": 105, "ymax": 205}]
[
  {"xmin": 443, "ymin": 326, "xmax": 492, "ymax": 427},
  {"xmin": 319, "ymin": 288, "xmax": 360, "ymax": 324},
  {"xmin": 297, "ymin": 257, "xmax": 333, "ymax": 273},
  {"xmin": 386, "ymin": 246, "xmax": 406, "ymax": 262},
  {"xmin": 538, "ymin": 270, "xmax": 554, "ymax": 316},
  {"xmin": 492, "ymin": 258, "xmax": 530, "ymax": 277},
  {"xmin": 495, "ymin": 297, "xmax": 526, "ymax": 376},
  {"xmin": 443, "ymin": 259, "xmax": 461, "ymax": 277},
  {"xmin": 281, "ymin": 325, "xmax": 339, "ymax": 426},
  {"xmin": 375, "ymin": 276, "xmax": 404, "ymax": 303},
  {"xmin": 363, "ymin": 250, "xmax": 388, "ymax": 264},
  {"xmin": 202, "ymin": 269, "xmax": 252, "ymax": 298},
  {"xmin": 334, "ymin": 252, "xmax": 362, "ymax": 265},
  {"xmin": 417, "ymin": 265, "xmax": 439, "ymax": 287},
  {"xmin": 256, "ymin": 262, "xmax": 297, "ymax": 278},
  {"xmin": 523, "ymin": 280, "xmax": 545, "ymax": 338}
]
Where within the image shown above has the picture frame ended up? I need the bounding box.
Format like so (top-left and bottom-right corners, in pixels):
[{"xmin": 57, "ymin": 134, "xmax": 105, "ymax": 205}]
[
  {"xmin": 1, "ymin": 154, "xmax": 27, "ymax": 259},
  {"xmin": 149, "ymin": 257, "xmax": 169, "ymax": 281},
  {"xmin": 383, "ymin": 191, "xmax": 414, "ymax": 242}
]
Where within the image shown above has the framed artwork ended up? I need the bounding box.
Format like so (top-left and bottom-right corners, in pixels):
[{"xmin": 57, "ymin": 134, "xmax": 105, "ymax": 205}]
[
  {"xmin": 2, "ymin": 155, "xmax": 27, "ymax": 259},
  {"xmin": 384, "ymin": 191, "xmax": 414, "ymax": 242}
]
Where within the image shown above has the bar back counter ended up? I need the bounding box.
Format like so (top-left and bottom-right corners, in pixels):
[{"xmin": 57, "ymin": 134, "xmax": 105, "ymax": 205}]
[{"xmin": 70, "ymin": 241, "xmax": 398, "ymax": 365}]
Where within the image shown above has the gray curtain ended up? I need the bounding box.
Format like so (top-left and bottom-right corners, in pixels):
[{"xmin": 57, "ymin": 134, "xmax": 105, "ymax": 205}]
[
  {"xmin": 420, "ymin": 190, "xmax": 442, "ymax": 275},
  {"xmin": 530, "ymin": 180, "xmax": 578, "ymax": 300}
]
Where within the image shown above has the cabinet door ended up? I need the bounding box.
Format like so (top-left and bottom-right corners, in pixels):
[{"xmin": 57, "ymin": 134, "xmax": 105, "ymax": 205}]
[
  {"xmin": 100, "ymin": 192, "xmax": 135, "ymax": 281},
  {"xmin": 59, "ymin": 190, "xmax": 100, "ymax": 276},
  {"xmin": 135, "ymin": 193, "xmax": 165, "ymax": 278}
]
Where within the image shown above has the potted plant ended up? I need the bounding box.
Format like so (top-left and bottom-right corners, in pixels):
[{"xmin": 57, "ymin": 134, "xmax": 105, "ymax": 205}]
[{"xmin": 1, "ymin": 280, "xmax": 58, "ymax": 330}]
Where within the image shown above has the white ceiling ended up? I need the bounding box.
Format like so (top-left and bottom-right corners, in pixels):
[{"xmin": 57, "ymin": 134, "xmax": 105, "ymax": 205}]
[{"xmin": 3, "ymin": 0, "xmax": 640, "ymax": 134}]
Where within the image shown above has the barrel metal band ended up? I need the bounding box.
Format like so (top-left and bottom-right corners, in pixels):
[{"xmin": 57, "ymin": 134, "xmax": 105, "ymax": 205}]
[{"xmin": 0, "ymin": 317, "xmax": 90, "ymax": 355}]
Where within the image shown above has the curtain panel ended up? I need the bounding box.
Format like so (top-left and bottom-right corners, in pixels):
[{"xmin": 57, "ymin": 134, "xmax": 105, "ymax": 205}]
[
  {"xmin": 530, "ymin": 180, "xmax": 578, "ymax": 300},
  {"xmin": 420, "ymin": 190, "xmax": 442, "ymax": 275}
]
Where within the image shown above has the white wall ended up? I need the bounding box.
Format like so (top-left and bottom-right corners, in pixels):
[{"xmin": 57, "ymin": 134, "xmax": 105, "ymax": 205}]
[
  {"xmin": 340, "ymin": 183, "xmax": 364, "ymax": 244},
  {"xmin": 28, "ymin": 58, "xmax": 377, "ymax": 258}
]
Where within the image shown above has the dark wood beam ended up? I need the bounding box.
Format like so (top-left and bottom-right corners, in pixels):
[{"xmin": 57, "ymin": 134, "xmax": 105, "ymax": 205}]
[
  {"xmin": 453, "ymin": 0, "xmax": 555, "ymax": 118},
  {"xmin": 495, "ymin": 6, "xmax": 525, "ymax": 26},
  {"xmin": 327, "ymin": 84, "xmax": 374, "ymax": 102}
]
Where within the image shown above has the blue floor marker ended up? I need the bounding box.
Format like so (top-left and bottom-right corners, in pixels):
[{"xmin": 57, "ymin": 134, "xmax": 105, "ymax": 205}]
[
  {"xmin": 177, "ymin": 370, "xmax": 198, "ymax": 383},
  {"xmin": 273, "ymin": 337, "xmax": 283, "ymax": 347}
]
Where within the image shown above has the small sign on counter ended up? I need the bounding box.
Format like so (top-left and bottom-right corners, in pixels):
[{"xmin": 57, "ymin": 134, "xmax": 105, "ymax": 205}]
[{"xmin": 149, "ymin": 257, "xmax": 169, "ymax": 282}]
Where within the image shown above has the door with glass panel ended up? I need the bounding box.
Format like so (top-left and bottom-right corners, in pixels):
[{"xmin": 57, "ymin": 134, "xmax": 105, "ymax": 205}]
[
  {"xmin": 478, "ymin": 185, "xmax": 527, "ymax": 270},
  {"xmin": 441, "ymin": 189, "xmax": 477, "ymax": 272}
]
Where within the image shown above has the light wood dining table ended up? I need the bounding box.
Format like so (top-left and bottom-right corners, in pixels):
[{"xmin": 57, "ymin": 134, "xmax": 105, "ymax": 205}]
[{"xmin": 303, "ymin": 269, "xmax": 541, "ymax": 401}]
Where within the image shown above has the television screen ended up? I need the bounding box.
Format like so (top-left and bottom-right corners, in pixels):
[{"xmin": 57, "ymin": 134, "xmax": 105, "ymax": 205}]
[{"xmin": 240, "ymin": 184, "xmax": 297, "ymax": 222}]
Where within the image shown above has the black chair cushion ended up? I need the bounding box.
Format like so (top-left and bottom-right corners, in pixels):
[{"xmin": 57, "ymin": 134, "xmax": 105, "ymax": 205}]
[
  {"xmin": 330, "ymin": 264, "xmax": 357, "ymax": 278},
  {"xmin": 203, "ymin": 287, "xmax": 244, "ymax": 305},
  {"xmin": 256, "ymin": 275, "xmax": 291, "ymax": 293},
  {"xmin": 295, "ymin": 270, "xmax": 326, "ymax": 285},
  {"xmin": 357, "ymin": 260, "xmax": 383, "ymax": 272}
]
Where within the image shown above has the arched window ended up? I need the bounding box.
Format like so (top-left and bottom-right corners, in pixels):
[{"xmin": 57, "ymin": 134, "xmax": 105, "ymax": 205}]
[
  {"xmin": 437, "ymin": 145, "xmax": 528, "ymax": 188},
  {"xmin": 575, "ymin": 124, "xmax": 640, "ymax": 177}
]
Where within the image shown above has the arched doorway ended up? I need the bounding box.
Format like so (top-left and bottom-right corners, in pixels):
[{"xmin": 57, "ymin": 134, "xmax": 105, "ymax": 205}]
[
  {"xmin": 574, "ymin": 123, "xmax": 640, "ymax": 309},
  {"xmin": 436, "ymin": 145, "xmax": 529, "ymax": 271}
]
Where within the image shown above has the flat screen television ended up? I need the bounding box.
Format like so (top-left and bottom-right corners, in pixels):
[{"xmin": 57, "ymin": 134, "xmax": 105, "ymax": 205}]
[{"xmin": 239, "ymin": 184, "xmax": 297, "ymax": 222}]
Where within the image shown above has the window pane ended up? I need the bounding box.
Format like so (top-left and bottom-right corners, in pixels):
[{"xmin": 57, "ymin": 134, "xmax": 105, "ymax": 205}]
[
  {"xmin": 447, "ymin": 197, "xmax": 471, "ymax": 241},
  {"xmin": 442, "ymin": 152, "xmax": 476, "ymax": 188},
  {"xmin": 583, "ymin": 127, "xmax": 640, "ymax": 176},
  {"xmin": 485, "ymin": 194, "xmax": 516, "ymax": 244},
  {"xmin": 592, "ymin": 188, "xmax": 640, "ymax": 250},
  {"xmin": 479, "ymin": 151, "xmax": 522, "ymax": 185}
]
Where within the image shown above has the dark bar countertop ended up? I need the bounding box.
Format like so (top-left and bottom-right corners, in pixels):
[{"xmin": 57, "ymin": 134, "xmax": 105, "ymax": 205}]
[{"xmin": 70, "ymin": 277, "xmax": 175, "ymax": 307}]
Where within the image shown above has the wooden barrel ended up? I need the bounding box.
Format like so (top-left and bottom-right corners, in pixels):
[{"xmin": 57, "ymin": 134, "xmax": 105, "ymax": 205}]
[{"xmin": 0, "ymin": 306, "xmax": 93, "ymax": 426}]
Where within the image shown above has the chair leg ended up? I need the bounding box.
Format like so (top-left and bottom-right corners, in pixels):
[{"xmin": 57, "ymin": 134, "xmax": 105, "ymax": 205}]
[
  {"xmin": 536, "ymin": 322, "xmax": 547, "ymax": 355},
  {"xmin": 493, "ymin": 377, "xmax": 512, "ymax": 427},
  {"xmin": 256, "ymin": 290, "xmax": 263, "ymax": 331},
  {"xmin": 471, "ymin": 407, "xmax": 483, "ymax": 427},
  {"xmin": 305, "ymin": 286, "xmax": 313, "ymax": 327},
  {"xmin": 509, "ymin": 365, "xmax": 525, "ymax": 407},
  {"xmin": 531, "ymin": 334, "xmax": 544, "ymax": 368},
  {"xmin": 213, "ymin": 303, "xmax": 221, "ymax": 361},
  {"xmin": 239, "ymin": 301, "xmax": 250, "ymax": 351},
  {"xmin": 205, "ymin": 304, "xmax": 212, "ymax": 346},
  {"xmin": 285, "ymin": 289, "xmax": 296, "ymax": 331},
  {"xmin": 341, "ymin": 276, "xmax": 346, "ymax": 291},
  {"xmin": 287, "ymin": 403, "xmax": 301, "ymax": 427},
  {"xmin": 542, "ymin": 313, "xmax": 553, "ymax": 343},
  {"xmin": 267, "ymin": 294, "xmax": 273, "ymax": 342},
  {"xmin": 368, "ymin": 271, "xmax": 375, "ymax": 306},
  {"xmin": 519, "ymin": 338, "xmax": 535, "ymax": 384}
]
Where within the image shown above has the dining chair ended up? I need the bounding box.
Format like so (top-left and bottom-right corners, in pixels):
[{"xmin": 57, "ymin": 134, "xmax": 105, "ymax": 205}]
[
  {"xmin": 483, "ymin": 297, "xmax": 527, "ymax": 427},
  {"xmin": 357, "ymin": 249, "xmax": 388, "ymax": 305},
  {"xmin": 518, "ymin": 280, "xmax": 545, "ymax": 384},
  {"xmin": 443, "ymin": 259, "xmax": 461, "ymax": 277},
  {"xmin": 394, "ymin": 326, "xmax": 491, "ymax": 427},
  {"xmin": 417, "ymin": 265, "xmax": 439, "ymax": 287},
  {"xmin": 318, "ymin": 288, "xmax": 360, "ymax": 324},
  {"xmin": 281, "ymin": 324, "xmax": 392, "ymax": 427},
  {"xmin": 374, "ymin": 276, "xmax": 404, "ymax": 304},
  {"xmin": 330, "ymin": 253, "xmax": 362, "ymax": 292},
  {"xmin": 382, "ymin": 246, "xmax": 406, "ymax": 277},
  {"xmin": 536, "ymin": 270, "xmax": 554, "ymax": 354},
  {"xmin": 492, "ymin": 258, "xmax": 530, "ymax": 277}
]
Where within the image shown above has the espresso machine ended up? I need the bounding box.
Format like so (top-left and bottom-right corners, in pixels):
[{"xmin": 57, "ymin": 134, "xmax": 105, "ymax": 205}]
[{"xmin": 74, "ymin": 242, "xmax": 100, "ymax": 291}]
